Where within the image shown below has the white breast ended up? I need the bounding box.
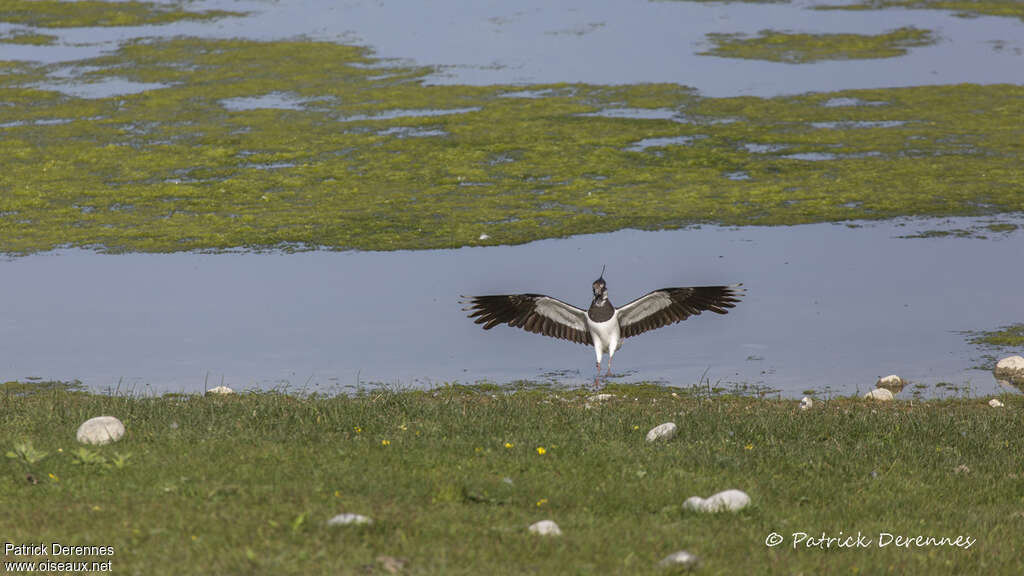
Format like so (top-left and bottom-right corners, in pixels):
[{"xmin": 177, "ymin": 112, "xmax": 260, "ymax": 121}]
[{"xmin": 587, "ymin": 310, "xmax": 621, "ymax": 353}]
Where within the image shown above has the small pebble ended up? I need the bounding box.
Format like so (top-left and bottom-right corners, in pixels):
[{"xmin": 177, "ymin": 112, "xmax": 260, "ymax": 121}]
[
  {"xmin": 658, "ymin": 550, "xmax": 699, "ymax": 571},
  {"xmin": 327, "ymin": 513, "xmax": 373, "ymax": 526},
  {"xmin": 646, "ymin": 422, "xmax": 677, "ymax": 443},
  {"xmin": 683, "ymin": 489, "xmax": 750, "ymax": 513},
  {"xmin": 528, "ymin": 520, "xmax": 562, "ymax": 536},
  {"xmin": 76, "ymin": 416, "xmax": 125, "ymax": 445},
  {"xmin": 478, "ymin": 233, "xmax": 490, "ymax": 241},
  {"xmin": 864, "ymin": 388, "xmax": 894, "ymax": 402}
]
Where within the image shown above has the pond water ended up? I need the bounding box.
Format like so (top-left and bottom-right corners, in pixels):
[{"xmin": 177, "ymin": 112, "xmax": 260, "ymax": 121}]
[
  {"xmin": 2, "ymin": 216, "xmax": 1021, "ymax": 396},
  {"xmin": 1, "ymin": 3, "xmax": 1021, "ymax": 396},
  {"xmin": 1, "ymin": 0, "xmax": 1022, "ymax": 97}
]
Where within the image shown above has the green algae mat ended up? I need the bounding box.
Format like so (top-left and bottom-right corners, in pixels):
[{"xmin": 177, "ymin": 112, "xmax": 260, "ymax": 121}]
[
  {"xmin": 701, "ymin": 27, "xmax": 937, "ymax": 62},
  {"xmin": 0, "ymin": 0, "xmax": 242, "ymax": 27},
  {"xmin": 2, "ymin": 34, "xmax": 1023, "ymax": 254}
]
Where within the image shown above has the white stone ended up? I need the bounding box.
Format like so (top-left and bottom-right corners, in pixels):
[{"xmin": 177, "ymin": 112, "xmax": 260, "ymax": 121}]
[
  {"xmin": 207, "ymin": 385, "xmax": 234, "ymax": 395},
  {"xmin": 876, "ymin": 374, "xmax": 905, "ymax": 393},
  {"xmin": 988, "ymin": 398, "xmax": 1004, "ymax": 408},
  {"xmin": 996, "ymin": 355, "xmax": 1024, "ymax": 371},
  {"xmin": 658, "ymin": 550, "xmax": 699, "ymax": 570},
  {"xmin": 645, "ymin": 422, "xmax": 677, "ymax": 443},
  {"xmin": 528, "ymin": 520, "xmax": 562, "ymax": 536},
  {"xmin": 327, "ymin": 513, "xmax": 373, "ymax": 526},
  {"xmin": 864, "ymin": 388, "xmax": 894, "ymax": 401},
  {"xmin": 588, "ymin": 393, "xmax": 614, "ymax": 402},
  {"xmin": 799, "ymin": 396, "xmax": 813, "ymax": 411},
  {"xmin": 478, "ymin": 233, "xmax": 490, "ymax": 240},
  {"xmin": 76, "ymin": 416, "xmax": 125, "ymax": 445},
  {"xmin": 994, "ymin": 356, "xmax": 1024, "ymax": 390},
  {"xmin": 683, "ymin": 489, "xmax": 750, "ymax": 513}
]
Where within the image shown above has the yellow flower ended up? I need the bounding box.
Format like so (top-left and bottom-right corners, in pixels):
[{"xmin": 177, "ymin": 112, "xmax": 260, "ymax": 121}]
[
  {"xmin": 744, "ymin": 444, "xmax": 754, "ymax": 451},
  {"xmin": 353, "ymin": 426, "xmax": 362, "ymax": 434},
  {"xmin": 632, "ymin": 425, "xmax": 640, "ymax": 431},
  {"xmin": 536, "ymin": 447, "xmax": 546, "ymax": 455},
  {"xmin": 48, "ymin": 473, "xmax": 58, "ymax": 482},
  {"xmin": 504, "ymin": 442, "xmax": 514, "ymax": 449},
  {"xmin": 381, "ymin": 439, "xmax": 391, "ymax": 446},
  {"xmin": 334, "ymin": 490, "xmax": 341, "ymax": 498},
  {"xmin": 536, "ymin": 498, "xmax": 548, "ymax": 507},
  {"xmin": 399, "ymin": 424, "xmax": 408, "ymax": 431}
]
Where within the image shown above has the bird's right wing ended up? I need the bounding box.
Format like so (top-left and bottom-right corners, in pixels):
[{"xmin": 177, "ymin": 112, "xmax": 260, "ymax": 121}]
[{"xmin": 461, "ymin": 294, "xmax": 592, "ymax": 345}]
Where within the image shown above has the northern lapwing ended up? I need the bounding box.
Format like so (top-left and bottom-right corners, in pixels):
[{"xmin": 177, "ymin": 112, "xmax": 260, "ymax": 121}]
[{"xmin": 462, "ymin": 268, "xmax": 743, "ymax": 385}]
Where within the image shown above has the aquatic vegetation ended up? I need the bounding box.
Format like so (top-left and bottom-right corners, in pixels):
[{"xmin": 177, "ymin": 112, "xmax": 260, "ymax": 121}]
[
  {"xmin": 817, "ymin": 0, "xmax": 1024, "ymax": 21},
  {"xmin": 1, "ymin": 37, "xmax": 1023, "ymax": 254},
  {"xmin": 701, "ymin": 27, "xmax": 937, "ymax": 63},
  {"xmin": 967, "ymin": 324, "xmax": 1024, "ymax": 349},
  {"xmin": 0, "ymin": 29, "xmax": 57, "ymax": 45},
  {"xmin": 0, "ymin": 0, "xmax": 244, "ymax": 27}
]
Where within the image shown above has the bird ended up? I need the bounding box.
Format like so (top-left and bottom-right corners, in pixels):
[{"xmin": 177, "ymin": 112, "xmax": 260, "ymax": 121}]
[{"xmin": 462, "ymin": 267, "xmax": 743, "ymax": 385}]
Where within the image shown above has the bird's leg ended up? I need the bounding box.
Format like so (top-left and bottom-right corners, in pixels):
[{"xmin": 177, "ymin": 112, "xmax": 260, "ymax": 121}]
[
  {"xmin": 594, "ymin": 361, "xmax": 601, "ymax": 387},
  {"xmin": 606, "ymin": 356, "xmax": 613, "ymax": 377}
]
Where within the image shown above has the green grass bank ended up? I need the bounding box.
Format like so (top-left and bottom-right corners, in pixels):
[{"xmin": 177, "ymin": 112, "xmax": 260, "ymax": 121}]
[{"xmin": 2, "ymin": 383, "xmax": 1022, "ymax": 574}]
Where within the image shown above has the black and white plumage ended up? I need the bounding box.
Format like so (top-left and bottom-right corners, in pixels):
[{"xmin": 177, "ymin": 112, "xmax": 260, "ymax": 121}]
[{"xmin": 462, "ymin": 271, "xmax": 743, "ymax": 383}]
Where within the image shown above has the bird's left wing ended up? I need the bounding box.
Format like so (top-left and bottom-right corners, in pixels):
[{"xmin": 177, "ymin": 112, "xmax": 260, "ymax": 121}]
[
  {"xmin": 462, "ymin": 294, "xmax": 592, "ymax": 345},
  {"xmin": 616, "ymin": 284, "xmax": 743, "ymax": 339}
]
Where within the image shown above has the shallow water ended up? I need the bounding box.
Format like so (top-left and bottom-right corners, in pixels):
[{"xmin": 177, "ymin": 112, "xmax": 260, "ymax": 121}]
[
  {"xmin": 1, "ymin": 0, "xmax": 1022, "ymax": 97},
  {"xmin": 2, "ymin": 216, "xmax": 1021, "ymax": 396}
]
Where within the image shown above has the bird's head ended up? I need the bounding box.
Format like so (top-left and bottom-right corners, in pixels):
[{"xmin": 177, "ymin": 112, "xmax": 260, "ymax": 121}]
[{"xmin": 592, "ymin": 265, "xmax": 607, "ymax": 298}]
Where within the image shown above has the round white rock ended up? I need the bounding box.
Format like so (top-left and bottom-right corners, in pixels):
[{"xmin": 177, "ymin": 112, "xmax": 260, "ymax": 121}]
[
  {"xmin": 645, "ymin": 422, "xmax": 678, "ymax": 443},
  {"xmin": 864, "ymin": 388, "xmax": 894, "ymax": 401},
  {"xmin": 528, "ymin": 520, "xmax": 562, "ymax": 536},
  {"xmin": 658, "ymin": 550, "xmax": 699, "ymax": 571},
  {"xmin": 683, "ymin": 489, "xmax": 751, "ymax": 513},
  {"xmin": 206, "ymin": 385, "xmax": 234, "ymax": 395},
  {"xmin": 875, "ymin": 374, "xmax": 905, "ymax": 393},
  {"xmin": 994, "ymin": 355, "xmax": 1024, "ymax": 390},
  {"xmin": 326, "ymin": 513, "xmax": 373, "ymax": 526},
  {"xmin": 76, "ymin": 416, "xmax": 125, "ymax": 445}
]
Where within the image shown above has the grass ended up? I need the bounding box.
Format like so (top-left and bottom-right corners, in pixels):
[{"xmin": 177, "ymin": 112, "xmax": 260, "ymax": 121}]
[
  {"xmin": 2, "ymin": 381, "xmax": 1022, "ymax": 574},
  {"xmin": 700, "ymin": 27, "xmax": 937, "ymax": 63}
]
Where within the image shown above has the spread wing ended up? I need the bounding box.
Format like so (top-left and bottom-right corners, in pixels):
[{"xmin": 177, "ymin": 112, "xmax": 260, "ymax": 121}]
[
  {"xmin": 462, "ymin": 294, "xmax": 592, "ymax": 345},
  {"xmin": 616, "ymin": 284, "xmax": 743, "ymax": 339}
]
